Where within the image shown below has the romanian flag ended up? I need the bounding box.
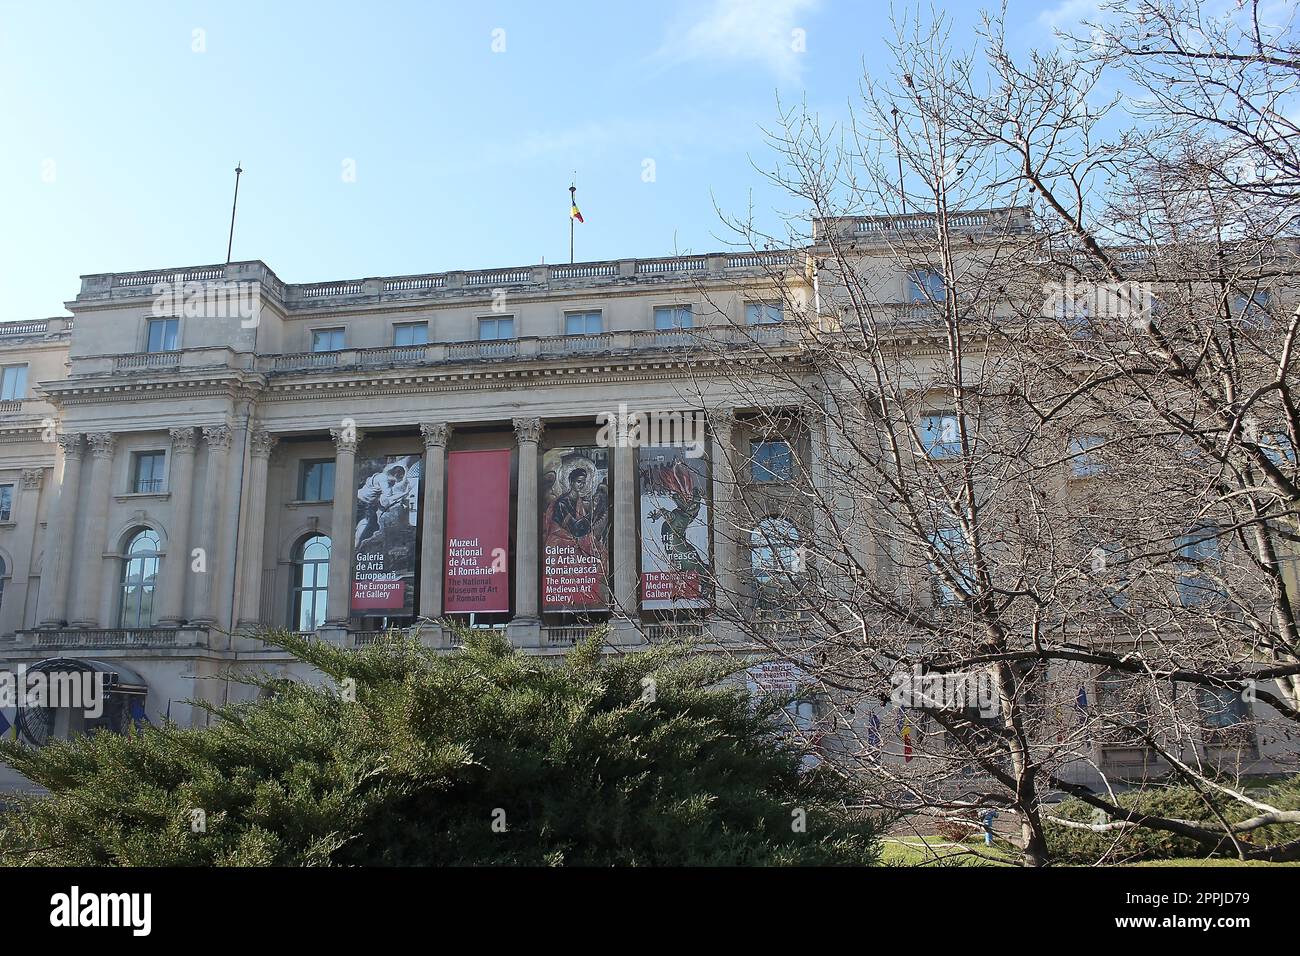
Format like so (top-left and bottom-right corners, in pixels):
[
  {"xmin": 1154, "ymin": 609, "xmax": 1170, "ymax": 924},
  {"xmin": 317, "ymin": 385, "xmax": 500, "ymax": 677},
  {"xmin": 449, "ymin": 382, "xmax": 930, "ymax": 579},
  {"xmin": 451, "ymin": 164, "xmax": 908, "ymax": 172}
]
[{"xmin": 570, "ymin": 200, "xmax": 584, "ymax": 223}]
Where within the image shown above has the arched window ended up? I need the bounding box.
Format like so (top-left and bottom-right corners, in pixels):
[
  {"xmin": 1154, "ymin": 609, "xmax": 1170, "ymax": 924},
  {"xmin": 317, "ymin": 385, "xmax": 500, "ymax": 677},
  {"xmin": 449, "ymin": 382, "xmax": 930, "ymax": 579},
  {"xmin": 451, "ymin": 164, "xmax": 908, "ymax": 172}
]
[
  {"xmin": 119, "ymin": 529, "xmax": 161, "ymax": 628},
  {"xmin": 751, "ymin": 517, "xmax": 802, "ymax": 586},
  {"xmin": 292, "ymin": 534, "xmax": 331, "ymax": 631}
]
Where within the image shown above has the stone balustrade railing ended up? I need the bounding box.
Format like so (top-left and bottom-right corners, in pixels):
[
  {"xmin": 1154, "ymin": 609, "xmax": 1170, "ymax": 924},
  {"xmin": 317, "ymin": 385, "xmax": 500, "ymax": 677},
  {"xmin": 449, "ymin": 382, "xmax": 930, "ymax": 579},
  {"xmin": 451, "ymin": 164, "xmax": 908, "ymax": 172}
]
[
  {"xmin": 14, "ymin": 627, "xmax": 210, "ymax": 649},
  {"xmin": 77, "ymin": 250, "xmax": 807, "ymax": 310}
]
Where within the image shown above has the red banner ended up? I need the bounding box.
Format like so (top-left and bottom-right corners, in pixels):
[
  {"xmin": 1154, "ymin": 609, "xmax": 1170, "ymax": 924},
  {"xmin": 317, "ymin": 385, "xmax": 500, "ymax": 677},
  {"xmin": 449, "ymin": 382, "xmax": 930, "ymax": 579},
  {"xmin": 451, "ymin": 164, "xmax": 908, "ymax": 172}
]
[{"xmin": 444, "ymin": 449, "xmax": 512, "ymax": 613}]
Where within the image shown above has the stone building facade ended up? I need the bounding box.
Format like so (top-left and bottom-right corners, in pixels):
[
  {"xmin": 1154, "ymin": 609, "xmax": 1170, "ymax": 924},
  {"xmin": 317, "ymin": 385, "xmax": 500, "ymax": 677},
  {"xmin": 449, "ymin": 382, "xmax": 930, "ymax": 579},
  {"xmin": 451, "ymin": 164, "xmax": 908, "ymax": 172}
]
[{"xmin": 0, "ymin": 208, "xmax": 1292, "ymax": 791}]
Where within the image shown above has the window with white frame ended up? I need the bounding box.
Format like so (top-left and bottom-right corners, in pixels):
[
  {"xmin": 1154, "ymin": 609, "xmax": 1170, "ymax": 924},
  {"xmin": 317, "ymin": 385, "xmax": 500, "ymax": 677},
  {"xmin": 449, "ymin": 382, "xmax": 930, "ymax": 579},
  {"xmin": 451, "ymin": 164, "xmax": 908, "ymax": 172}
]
[
  {"xmin": 146, "ymin": 318, "xmax": 179, "ymax": 353},
  {"xmin": 312, "ymin": 328, "xmax": 345, "ymax": 352},
  {"xmin": 0, "ymin": 365, "xmax": 28, "ymax": 400},
  {"xmin": 393, "ymin": 322, "xmax": 428, "ymax": 346},
  {"xmin": 1068, "ymin": 435, "xmax": 1105, "ymax": 478},
  {"xmin": 919, "ymin": 413, "xmax": 961, "ymax": 459},
  {"xmin": 565, "ymin": 311, "xmax": 603, "ymax": 336},
  {"xmin": 745, "ymin": 301, "xmax": 783, "ymax": 325},
  {"xmin": 1177, "ymin": 524, "xmax": 1223, "ymax": 606},
  {"xmin": 929, "ymin": 518, "xmax": 975, "ymax": 606},
  {"xmin": 653, "ymin": 305, "xmax": 694, "ymax": 330},
  {"xmin": 907, "ymin": 269, "xmax": 946, "ymax": 303},
  {"xmin": 292, "ymin": 534, "xmax": 331, "ymax": 631},
  {"xmin": 478, "ymin": 316, "xmax": 515, "ymax": 340},
  {"xmin": 119, "ymin": 528, "xmax": 161, "ymax": 628}
]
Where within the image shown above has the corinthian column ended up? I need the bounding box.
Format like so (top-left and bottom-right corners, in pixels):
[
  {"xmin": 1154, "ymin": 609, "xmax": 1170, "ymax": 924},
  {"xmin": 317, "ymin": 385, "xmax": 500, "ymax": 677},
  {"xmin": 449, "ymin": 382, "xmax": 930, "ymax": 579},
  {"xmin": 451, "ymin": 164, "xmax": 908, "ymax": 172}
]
[
  {"xmin": 418, "ymin": 422, "xmax": 451, "ymax": 620},
  {"xmin": 710, "ymin": 410, "xmax": 741, "ymax": 607},
  {"xmin": 37, "ymin": 433, "xmax": 84, "ymax": 627},
  {"xmin": 0, "ymin": 469, "xmax": 44, "ymax": 637},
  {"xmin": 157, "ymin": 427, "xmax": 197, "ymax": 626},
  {"xmin": 191, "ymin": 423, "xmax": 232, "ymax": 625},
  {"xmin": 510, "ymin": 417, "xmax": 543, "ymax": 641},
  {"xmin": 237, "ymin": 427, "xmax": 278, "ymax": 628},
  {"xmin": 612, "ymin": 433, "xmax": 640, "ymax": 644},
  {"xmin": 325, "ymin": 425, "xmax": 361, "ymax": 628},
  {"xmin": 70, "ymin": 431, "xmax": 115, "ymax": 628}
]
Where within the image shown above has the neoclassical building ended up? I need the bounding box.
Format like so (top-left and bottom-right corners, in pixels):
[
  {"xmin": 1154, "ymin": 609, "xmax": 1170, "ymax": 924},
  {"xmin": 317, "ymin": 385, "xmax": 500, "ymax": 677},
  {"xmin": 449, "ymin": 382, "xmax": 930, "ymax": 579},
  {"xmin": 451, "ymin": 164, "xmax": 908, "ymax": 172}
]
[
  {"xmin": 0, "ymin": 240, "xmax": 818, "ymax": 733},
  {"xmin": 0, "ymin": 208, "xmax": 1291, "ymax": 793}
]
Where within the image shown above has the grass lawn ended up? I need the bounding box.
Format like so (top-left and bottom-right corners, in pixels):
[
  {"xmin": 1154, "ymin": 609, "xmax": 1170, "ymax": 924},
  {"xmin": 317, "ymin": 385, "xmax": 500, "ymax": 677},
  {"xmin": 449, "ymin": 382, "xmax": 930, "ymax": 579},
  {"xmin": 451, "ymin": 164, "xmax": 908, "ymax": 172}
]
[{"xmin": 881, "ymin": 836, "xmax": 1299, "ymax": 866}]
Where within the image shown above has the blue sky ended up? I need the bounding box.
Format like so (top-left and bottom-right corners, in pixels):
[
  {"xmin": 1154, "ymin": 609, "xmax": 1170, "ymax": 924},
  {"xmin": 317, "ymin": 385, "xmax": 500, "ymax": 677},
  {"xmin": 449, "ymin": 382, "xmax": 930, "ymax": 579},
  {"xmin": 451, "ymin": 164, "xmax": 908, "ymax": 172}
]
[{"xmin": 1, "ymin": 0, "xmax": 1086, "ymax": 321}]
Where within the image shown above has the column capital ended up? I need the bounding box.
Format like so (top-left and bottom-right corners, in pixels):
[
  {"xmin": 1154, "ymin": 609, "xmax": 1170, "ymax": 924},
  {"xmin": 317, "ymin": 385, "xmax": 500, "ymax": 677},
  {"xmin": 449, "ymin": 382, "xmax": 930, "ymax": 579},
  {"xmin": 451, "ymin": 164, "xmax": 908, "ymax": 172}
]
[
  {"xmin": 168, "ymin": 426, "xmax": 198, "ymax": 454},
  {"xmin": 421, "ymin": 422, "xmax": 452, "ymax": 448},
  {"xmin": 21, "ymin": 468, "xmax": 43, "ymax": 491},
  {"xmin": 250, "ymin": 427, "xmax": 278, "ymax": 459},
  {"xmin": 330, "ymin": 426, "xmax": 362, "ymax": 454},
  {"xmin": 86, "ymin": 432, "xmax": 116, "ymax": 460},
  {"xmin": 512, "ymin": 417, "xmax": 544, "ymax": 445},
  {"xmin": 57, "ymin": 433, "xmax": 85, "ymax": 460},
  {"xmin": 201, "ymin": 423, "xmax": 233, "ymax": 450},
  {"xmin": 709, "ymin": 408, "xmax": 737, "ymax": 437}
]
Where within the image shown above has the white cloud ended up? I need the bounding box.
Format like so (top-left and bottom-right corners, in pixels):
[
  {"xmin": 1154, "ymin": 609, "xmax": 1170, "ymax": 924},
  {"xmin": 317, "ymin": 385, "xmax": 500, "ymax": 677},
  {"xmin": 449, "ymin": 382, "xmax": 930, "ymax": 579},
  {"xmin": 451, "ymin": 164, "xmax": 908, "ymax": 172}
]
[{"xmin": 655, "ymin": 0, "xmax": 819, "ymax": 83}]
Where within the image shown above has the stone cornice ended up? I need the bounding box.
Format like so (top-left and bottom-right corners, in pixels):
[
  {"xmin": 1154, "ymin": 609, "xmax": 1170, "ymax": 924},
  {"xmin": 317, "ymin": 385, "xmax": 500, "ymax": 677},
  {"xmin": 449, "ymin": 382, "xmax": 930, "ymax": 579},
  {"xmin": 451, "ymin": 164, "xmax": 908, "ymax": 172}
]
[{"xmin": 258, "ymin": 353, "xmax": 805, "ymax": 401}]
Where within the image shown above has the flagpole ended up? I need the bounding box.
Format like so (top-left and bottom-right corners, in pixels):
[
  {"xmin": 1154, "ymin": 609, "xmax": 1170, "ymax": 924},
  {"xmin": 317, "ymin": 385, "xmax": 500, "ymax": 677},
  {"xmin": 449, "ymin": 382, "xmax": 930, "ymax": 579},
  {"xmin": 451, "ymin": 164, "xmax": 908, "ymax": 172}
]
[
  {"xmin": 569, "ymin": 184, "xmax": 576, "ymax": 264},
  {"xmin": 226, "ymin": 162, "xmax": 243, "ymax": 265}
]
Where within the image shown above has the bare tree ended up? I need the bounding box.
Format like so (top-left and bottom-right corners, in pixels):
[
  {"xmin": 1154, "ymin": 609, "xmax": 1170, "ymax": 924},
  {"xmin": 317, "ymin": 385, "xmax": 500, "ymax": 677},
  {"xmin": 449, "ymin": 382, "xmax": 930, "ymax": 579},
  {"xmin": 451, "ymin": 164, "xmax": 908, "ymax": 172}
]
[{"xmin": 678, "ymin": 1, "xmax": 1300, "ymax": 865}]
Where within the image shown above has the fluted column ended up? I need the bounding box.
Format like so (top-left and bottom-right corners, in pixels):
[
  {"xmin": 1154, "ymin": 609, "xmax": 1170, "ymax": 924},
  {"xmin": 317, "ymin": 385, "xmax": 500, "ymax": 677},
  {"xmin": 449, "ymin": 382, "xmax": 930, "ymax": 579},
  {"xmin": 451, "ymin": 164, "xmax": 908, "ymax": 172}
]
[
  {"xmin": 418, "ymin": 423, "xmax": 450, "ymax": 620},
  {"xmin": 37, "ymin": 434, "xmax": 84, "ymax": 627},
  {"xmin": 710, "ymin": 410, "xmax": 741, "ymax": 607},
  {"xmin": 325, "ymin": 426, "xmax": 361, "ymax": 627},
  {"xmin": 511, "ymin": 417, "xmax": 543, "ymax": 634},
  {"xmin": 70, "ymin": 432, "xmax": 115, "ymax": 627},
  {"xmin": 0, "ymin": 469, "xmax": 44, "ymax": 637},
  {"xmin": 612, "ymin": 433, "xmax": 639, "ymax": 641},
  {"xmin": 191, "ymin": 423, "xmax": 232, "ymax": 625},
  {"xmin": 237, "ymin": 427, "xmax": 277, "ymax": 628},
  {"xmin": 157, "ymin": 427, "xmax": 197, "ymax": 626}
]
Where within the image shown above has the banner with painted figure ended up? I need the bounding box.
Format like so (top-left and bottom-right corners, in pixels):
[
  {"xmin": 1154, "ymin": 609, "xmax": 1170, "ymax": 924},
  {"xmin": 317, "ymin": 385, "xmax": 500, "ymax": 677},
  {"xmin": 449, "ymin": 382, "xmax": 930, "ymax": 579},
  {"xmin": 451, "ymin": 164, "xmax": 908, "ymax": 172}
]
[
  {"xmin": 351, "ymin": 452, "xmax": 422, "ymax": 617},
  {"xmin": 639, "ymin": 445, "xmax": 711, "ymax": 609},
  {"xmin": 444, "ymin": 449, "xmax": 512, "ymax": 614},
  {"xmin": 541, "ymin": 447, "xmax": 611, "ymax": 611}
]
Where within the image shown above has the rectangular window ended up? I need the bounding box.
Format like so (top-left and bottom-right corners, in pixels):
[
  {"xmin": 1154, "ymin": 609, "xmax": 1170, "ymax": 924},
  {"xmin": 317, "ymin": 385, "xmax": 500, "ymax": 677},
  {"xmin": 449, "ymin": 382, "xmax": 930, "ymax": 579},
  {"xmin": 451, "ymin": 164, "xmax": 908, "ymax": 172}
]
[
  {"xmin": 1068, "ymin": 435, "xmax": 1105, "ymax": 478},
  {"xmin": 751, "ymin": 440, "xmax": 793, "ymax": 482},
  {"xmin": 1261, "ymin": 430, "xmax": 1296, "ymax": 466},
  {"xmin": 907, "ymin": 269, "xmax": 946, "ymax": 303},
  {"xmin": 654, "ymin": 305, "xmax": 694, "ymax": 330},
  {"xmin": 478, "ymin": 316, "xmax": 515, "ymax": 341},
  {"xmin": 393, "ymin": 322, "xmax": 429, "ymax": 347},
  {"xmin": 919, "ymin": 413, "xmax": 961, "ymax": 459},
  {"xmin": 1198, "ymin": 686, "xmax": 1249, "ymax": 731},
  {"xmin": 132, "ymin": 451, "xmax": 166, "ymax": 494},
  {"xmin": 0, "ymin": 484, "xmax": 12, "ymax": 522},
  {"xmin": 929, "ymin": 519, "xmax": 974, "ymax": 606},
  {"xmin": 746, "ymin": 302, "xmax": 784, "ymax": 325},
  {"xmin": 564, "ymin": 311, "xmax": 603, "ymax": 336},
  {"xmin": 1177, "ymin": 525, "xmax": 1222, "ymax": 606},
  {"xmin": 146, "ymin": 318, "xmax": 179, "ymax": 353},
  {"xmin": 0, "ymin": 365, "xmax": 28, "ymax": 401},
  {"xmin": 299, "ymin": 459, "xmax": 335, "ymax": 502},
  {"xmin": 312, "ymin": 328, "xmax": 345, "ymax": 352}
]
